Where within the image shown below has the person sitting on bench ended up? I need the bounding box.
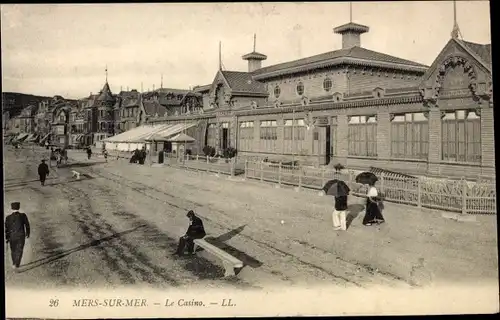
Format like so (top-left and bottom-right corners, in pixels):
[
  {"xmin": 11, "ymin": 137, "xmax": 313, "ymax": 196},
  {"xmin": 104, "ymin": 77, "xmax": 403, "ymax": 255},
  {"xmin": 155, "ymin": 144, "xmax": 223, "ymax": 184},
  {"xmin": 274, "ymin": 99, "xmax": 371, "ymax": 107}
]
[{"xmin": 176, "ymin": 210, "xmax": 206, "ymax": 256}]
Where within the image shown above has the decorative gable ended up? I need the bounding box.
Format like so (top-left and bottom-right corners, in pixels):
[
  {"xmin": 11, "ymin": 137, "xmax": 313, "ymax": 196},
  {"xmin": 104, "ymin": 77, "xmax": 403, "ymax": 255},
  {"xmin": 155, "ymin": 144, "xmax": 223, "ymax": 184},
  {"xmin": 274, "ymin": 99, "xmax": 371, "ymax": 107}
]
[
  {"xmin": 209, "ymin": 71, "xmax": 232, "ymax": 109},
  {"xmin": 419, "ymin": 39, "xmax": 492, "ymax": 106}
]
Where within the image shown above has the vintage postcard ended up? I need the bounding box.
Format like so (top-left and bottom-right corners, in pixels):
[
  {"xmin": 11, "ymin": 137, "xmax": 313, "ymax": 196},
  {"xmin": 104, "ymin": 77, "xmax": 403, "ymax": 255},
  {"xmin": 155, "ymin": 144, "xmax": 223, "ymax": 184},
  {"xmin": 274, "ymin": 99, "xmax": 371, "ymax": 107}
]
[{"xmin": 2, "ymin": 1, "xmax": 498, "ymax": 318}]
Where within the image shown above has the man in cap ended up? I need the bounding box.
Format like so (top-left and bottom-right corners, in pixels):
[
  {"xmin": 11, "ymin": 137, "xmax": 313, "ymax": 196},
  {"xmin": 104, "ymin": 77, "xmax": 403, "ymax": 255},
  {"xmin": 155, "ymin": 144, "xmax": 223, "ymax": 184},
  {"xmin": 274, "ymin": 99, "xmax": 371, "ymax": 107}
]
[
  {"xmin": 5, "ymin": 202, "xmax": 31, "ymax": 270},
  {"xmin": 37, "ymin": 159, "xmax": 50, "ymax": 186},
  {"xmin": 176, "ymin": 210, "xmax": 206, "ymax": 256}
]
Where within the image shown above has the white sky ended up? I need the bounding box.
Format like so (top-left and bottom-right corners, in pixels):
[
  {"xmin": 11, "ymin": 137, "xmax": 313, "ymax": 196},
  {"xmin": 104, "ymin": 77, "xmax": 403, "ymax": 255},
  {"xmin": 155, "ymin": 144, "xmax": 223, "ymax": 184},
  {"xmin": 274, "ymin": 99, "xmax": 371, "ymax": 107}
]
[{"xmin": 1, "ymin": 1, "xmax": 491, "ymax": 99}]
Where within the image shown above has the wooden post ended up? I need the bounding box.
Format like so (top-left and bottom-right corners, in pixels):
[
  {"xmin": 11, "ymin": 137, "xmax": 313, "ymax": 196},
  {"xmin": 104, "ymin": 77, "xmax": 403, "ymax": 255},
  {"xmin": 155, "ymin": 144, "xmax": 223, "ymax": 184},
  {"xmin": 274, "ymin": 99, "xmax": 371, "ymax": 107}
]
[
  {"xmin": 321, "ymin": 167, "xmax": 325, "ymax": 189},
  {"xmin": 298, "ymin": 168, "xmax": 302, "ymax": 191},
  {"xmin": 380, "ymin": 172, "xmax": 385, "ymax": 194},
  {"xmin": 207, "ymin": 156, "xmax": 209, "ymax": 164},
  {"xmin": 244, "ymin": 160, "xmax": 248, "ymax": 180},
  {"xmin": 462, "ymin": 179, "xmax": 468, "ymax": 215},
  {"xmin": 230, "ymin": 158, "xmax": 235, "ymax": 177},
  {"xmin": 196, "ymin": 154, "xmax": 199, "ymax": 161},
  {"xmin": 417, "ymin": 177, "xmax": 422, "ymax": 207},
  {"xmin": 260, "ymin": 161, "xmax": 264, "ymax": 181},
  {"xmin": 278, "ymin": 162, "xmax": 282, "ymax": 186}
]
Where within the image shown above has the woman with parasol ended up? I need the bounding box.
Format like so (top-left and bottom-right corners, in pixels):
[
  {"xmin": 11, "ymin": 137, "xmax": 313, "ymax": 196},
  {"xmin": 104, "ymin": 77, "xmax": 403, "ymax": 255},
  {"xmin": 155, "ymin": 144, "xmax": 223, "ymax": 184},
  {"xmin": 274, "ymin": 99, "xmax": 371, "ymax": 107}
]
[
  {"xmin": 322, "ymin": 179, "xmax": 350, "ymax": 231},
  {"xmin": 356, "ymin": 172, "xmax": 385, "ymax": 226}
]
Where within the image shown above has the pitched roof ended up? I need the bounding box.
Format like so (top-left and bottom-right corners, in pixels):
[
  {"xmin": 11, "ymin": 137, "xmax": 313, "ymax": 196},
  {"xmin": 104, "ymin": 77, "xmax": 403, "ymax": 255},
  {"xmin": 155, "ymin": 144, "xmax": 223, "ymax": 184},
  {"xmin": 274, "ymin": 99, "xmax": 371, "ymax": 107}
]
[
  {"xmin": 333, "ymin": 22, "xmax": 370, "ymax": 34},
  {"xmin": 153, "ymin": 88, "xmax": 190, "ymax": 95},
  {"xmin": 193, "ymin": 84, "xmax": 211, "ymax": 93},
  {"xmin": 457, "ymin": 40, "xmax": 492, "ymax": 69},
  {"xmin": 142, "ymin": 100, "xmax": 168, "ymax": 117},
  {"xmin": 168, "ymin": 133, "xmax": 195, "ymax": 142},
  {"xmin": 142, "ymin": 88, "xmax": 199, "ymax": 106},
  {"xmin": 242, "ymin": 51, "xmax": 268, "ymax": 60},
  {"xmin": 97, "ymin": 82, "xmax": 115, "ymax": 102},
  {"xmin": 221, "ymin": 71, "xmax": 268, "ymax": 94},
  {"xmin": 252, "ymin": 46, "xmax": 428, "ymax": 79}
]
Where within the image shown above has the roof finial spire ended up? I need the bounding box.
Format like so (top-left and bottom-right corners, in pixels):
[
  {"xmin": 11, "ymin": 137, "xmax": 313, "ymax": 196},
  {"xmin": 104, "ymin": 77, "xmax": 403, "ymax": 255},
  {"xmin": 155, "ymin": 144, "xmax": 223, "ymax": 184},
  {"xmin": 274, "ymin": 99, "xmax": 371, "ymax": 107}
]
[
  {"xmin": 349, "ymin": 2, "xmax": 353, "ymax": 23},
  {"xmin": 105, "ymin": 65, "xmax": 108, "ymax": 83},
  {"xmin": 451, "ymin": 0, "xmax": 460, "ymax": 39},
  {"xmin": 161, "ymin": 74, "xmax": 163, "ymax": 89},
  {"xmin": 253, "ymin": 33, "xmax": 256, "ymax": 52},
  {"xmin": 219, "ymin": 41, "xmax": 222, "ymax": 70}
]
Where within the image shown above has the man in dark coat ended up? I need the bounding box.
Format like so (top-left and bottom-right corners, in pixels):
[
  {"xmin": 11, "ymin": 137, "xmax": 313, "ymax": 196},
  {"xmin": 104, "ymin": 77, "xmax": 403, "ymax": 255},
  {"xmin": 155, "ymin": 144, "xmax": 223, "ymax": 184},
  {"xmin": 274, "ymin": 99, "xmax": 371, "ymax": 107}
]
[
  {"xmin": 86, "ymin": 147, "xmax": 92, "ymax": 160},
  {"xmin": 5, "ymin": 202, "xmax": 31, "ymax": 270},
  {"xmin": 176, "ymin": 210, "xmax": 206, "ymax": 256},
  {"xmin": 37, "ymin": 160, "xmax": 50, "ymax": 186}
]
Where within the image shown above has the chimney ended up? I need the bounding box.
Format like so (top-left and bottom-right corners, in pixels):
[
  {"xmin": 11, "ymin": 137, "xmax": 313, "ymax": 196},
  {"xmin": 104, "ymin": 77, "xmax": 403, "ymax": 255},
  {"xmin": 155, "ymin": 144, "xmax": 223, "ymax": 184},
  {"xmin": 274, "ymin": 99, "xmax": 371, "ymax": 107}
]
[{"xmin": 333, "ymin": 22, "xmax": 369, "ymax": 49}]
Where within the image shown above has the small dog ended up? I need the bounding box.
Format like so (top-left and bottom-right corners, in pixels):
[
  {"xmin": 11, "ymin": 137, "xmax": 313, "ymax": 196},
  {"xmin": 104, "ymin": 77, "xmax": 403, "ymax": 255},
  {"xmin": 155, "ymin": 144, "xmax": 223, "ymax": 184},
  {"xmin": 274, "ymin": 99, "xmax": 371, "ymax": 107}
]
[{"xmin": 71, "ymin": 170, "xmax": 81, "ymax": 180}]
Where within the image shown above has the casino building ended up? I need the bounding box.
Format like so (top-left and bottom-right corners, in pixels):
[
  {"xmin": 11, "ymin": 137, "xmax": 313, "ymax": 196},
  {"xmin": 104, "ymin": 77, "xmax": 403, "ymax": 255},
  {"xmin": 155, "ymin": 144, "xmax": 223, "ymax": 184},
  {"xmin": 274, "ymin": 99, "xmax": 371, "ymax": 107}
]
[{"xmin": 137, "ymin": 17, "xmax": 493, "ymax": 179}]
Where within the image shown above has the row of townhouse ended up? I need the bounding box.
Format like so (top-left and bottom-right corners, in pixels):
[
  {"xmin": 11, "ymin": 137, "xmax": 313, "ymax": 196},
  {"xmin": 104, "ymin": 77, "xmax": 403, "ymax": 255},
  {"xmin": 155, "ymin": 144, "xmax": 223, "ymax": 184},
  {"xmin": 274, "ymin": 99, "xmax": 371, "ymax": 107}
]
[{"xmin": 6, "ymin": 84, "xmax": 204, "ymax": 148}]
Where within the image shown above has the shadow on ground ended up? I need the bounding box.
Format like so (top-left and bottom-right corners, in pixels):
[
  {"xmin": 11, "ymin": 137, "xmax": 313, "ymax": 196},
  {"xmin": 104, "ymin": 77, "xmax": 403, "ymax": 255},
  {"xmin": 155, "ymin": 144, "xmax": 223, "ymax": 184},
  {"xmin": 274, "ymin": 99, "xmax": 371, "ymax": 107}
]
[
  {"xmin": 59, "ymin": 161, "xmax": 106, "ymax": 168},
  {"xmin": 18, "ymin": 225, "xmax": 147, "ymax": 273},
  {"xmin": 346, "ymin": 204, "xmax": 366, "ymax": 229},
  {"xmin": 4, "ymin": 177, "xmax": 57, "ymax": 189},
  {"xmin": 203, "ymin": 225, "xmax": 263, "ymax": 275}
]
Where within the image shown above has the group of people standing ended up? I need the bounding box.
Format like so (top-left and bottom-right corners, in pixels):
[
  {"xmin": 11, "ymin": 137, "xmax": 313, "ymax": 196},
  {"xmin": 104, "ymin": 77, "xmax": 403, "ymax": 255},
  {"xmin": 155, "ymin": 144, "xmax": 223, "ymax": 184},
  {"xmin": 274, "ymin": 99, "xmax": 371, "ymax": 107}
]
[{"xmin": 332, "ymin": 181, "xmax": 385, "ymax": 231}]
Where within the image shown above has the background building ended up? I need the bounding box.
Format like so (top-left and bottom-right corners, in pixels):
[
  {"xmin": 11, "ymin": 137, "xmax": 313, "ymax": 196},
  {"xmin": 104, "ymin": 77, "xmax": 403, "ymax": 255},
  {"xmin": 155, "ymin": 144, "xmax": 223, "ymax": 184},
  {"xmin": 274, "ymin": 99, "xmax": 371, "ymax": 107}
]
[{"xmin": 146, "ymin": 19, "xmax": 492, "ymax": 179}]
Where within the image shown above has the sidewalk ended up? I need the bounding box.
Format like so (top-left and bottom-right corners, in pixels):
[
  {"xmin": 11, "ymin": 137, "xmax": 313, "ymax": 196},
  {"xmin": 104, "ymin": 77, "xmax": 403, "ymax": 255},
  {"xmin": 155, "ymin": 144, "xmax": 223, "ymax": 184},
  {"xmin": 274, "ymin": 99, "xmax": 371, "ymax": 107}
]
[{"xmin": 66, "ymin": 149, "xmax": 498, "ymax": 287}]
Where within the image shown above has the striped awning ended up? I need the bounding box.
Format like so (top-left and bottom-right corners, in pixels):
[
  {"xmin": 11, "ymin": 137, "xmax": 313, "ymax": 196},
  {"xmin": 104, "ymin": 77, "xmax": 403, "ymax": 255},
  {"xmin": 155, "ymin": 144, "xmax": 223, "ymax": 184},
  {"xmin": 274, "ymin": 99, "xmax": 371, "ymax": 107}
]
[
  {"xmin": 39, "ymin": 133, "xmax": 51, "ymax": 144},
  {"xmin": 15, "ymin": 133, "xmax": 29, "ymax": 142},
  {"xmin": 145, "ymin": 122, "xmax": 198, "ymax": 142}
]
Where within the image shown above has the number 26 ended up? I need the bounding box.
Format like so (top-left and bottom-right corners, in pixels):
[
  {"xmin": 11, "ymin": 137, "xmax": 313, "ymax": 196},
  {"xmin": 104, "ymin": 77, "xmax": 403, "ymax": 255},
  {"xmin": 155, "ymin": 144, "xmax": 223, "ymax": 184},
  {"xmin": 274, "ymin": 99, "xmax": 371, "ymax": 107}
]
[{"xmin": 49, "ymin": 299, "xmax": 59, "ymax": 307}]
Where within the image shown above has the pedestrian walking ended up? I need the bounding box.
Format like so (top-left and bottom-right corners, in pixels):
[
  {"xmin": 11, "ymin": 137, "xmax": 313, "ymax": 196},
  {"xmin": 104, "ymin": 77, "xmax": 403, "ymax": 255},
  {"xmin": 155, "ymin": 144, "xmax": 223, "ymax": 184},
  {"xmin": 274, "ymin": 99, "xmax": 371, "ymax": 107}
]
[
  {"xmin": 37, "ymin": 159, "xmax": 50, "ymax": 186},
  {"xmin": 362, "ymin": 182, "xmax": 385, "ymax": 226},
  {"xmin": 86, "ymin": 147, "xmax": 92, "ymax": 160},
  {"xmin": 103, "ymin": 150, "xmax": 108, "ymax": 162},
  {"xmin": 176, "ymin": 210, "xmax": 206, "ymax": 256},
  {"xmin": 5, "ymin": 202, "xmax": 31, "ymax": 270},
  {"xmin": 332, "ymin": 195, "xmax": 348, "ymax": 231}
]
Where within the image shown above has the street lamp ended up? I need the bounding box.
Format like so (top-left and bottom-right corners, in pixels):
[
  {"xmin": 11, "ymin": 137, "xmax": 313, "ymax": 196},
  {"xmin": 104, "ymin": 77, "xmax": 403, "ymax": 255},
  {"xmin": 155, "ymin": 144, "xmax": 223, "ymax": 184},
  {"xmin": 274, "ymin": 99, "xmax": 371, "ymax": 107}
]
[{"xmin": 292, "ymin": 108, "xmax": 295, "ymax": 166}]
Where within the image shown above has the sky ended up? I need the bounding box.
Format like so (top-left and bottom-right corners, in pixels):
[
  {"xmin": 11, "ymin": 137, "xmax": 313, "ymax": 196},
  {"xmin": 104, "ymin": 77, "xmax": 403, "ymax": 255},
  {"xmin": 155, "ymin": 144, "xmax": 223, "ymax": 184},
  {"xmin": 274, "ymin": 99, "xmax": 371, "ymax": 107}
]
[{"xmin": 1, "ymin": 1, "xmax": 491, "ymax": 100}]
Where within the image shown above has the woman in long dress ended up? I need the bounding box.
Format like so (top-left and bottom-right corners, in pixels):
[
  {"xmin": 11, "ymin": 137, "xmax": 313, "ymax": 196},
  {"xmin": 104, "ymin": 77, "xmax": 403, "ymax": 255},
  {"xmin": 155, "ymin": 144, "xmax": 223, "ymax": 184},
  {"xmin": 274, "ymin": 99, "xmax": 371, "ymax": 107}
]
[{"xmin": 362, "ymin": 182, "xmax": 385, "ymax": 226}]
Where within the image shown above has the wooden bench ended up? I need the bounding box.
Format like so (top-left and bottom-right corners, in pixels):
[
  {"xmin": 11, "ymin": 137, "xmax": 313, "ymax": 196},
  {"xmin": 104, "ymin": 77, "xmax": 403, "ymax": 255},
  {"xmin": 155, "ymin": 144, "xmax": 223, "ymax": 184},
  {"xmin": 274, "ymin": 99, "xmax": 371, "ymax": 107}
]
[
  {"xmin": 71, "ymin": 170, "xmax": 81, "ymax": 180},
  {"xmin": 193, "ymin": 238, "xmax": 243, "ymax": 277}
]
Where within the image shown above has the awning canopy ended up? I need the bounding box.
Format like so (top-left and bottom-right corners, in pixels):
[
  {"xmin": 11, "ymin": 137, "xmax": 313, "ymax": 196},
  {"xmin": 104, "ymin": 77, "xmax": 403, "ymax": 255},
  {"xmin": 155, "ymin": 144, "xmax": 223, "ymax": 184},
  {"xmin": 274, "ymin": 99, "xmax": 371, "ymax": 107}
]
[
  {"xmin": 103, "ymin": 124, "xmax": 170, "ymax": 143},
  {"xmin": 104, "ymin": 122, "xmax": 198, "ymax": 144},
  {"xmin": 15, "ymin": 133, "xmax": 29, "ymax": 142},
  {"xmin": 39, "ymin": 133, "xmax": 51, "ymax": 144},
  {"xmin": 145, "ymin": 122, "xmax": 198, "ymax": 142},
  {"xmin": 167, "ymin": 133, "xmax": 195, "ymax": 142}
]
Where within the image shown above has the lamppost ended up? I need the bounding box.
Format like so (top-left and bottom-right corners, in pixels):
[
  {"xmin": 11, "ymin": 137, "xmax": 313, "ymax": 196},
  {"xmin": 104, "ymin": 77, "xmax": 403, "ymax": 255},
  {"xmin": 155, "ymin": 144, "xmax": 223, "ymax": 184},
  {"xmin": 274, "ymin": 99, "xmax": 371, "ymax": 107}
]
[{"xmin": 292, "ymin": 108, "xmax": 295, "ymax": 166}]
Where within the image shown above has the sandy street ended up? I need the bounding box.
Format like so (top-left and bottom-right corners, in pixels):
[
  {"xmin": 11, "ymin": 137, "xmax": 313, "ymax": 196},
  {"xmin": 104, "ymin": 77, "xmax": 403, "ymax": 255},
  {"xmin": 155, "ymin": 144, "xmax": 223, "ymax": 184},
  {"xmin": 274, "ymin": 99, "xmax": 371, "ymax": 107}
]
[{"xmin": 4, "ymin": 147, "xmax": 498, "ymax": 291}]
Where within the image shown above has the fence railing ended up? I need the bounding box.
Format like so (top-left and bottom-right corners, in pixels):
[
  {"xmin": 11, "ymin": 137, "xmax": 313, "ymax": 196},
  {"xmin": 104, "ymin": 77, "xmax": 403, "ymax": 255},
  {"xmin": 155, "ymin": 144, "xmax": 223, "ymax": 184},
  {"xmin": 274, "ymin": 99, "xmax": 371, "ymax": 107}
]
[
  {"xmin": 243, "ymin": 160, "xmax": 497, "ymax": 215},
  {"xmin": 162, "ymin": 153, "xmax": 241, "ymax": 177},
  {"xmin": 101, "ymin": 150, "xmax": 496, "ymax": 215}
]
